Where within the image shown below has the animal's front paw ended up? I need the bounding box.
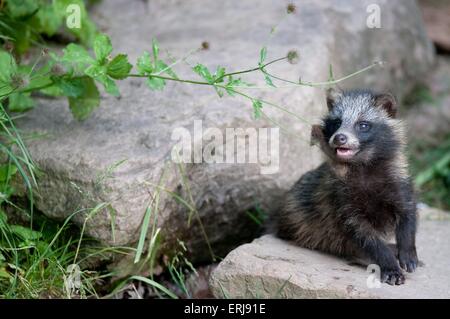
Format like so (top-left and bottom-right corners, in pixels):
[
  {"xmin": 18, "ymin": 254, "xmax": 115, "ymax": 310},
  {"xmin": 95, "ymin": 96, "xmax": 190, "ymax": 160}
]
[
  {"xmin": 398, "ymin": 247, "xmax": 418, "ymax": 273},
  {"xmin": 381, "ymin": 267, "xmax": 405, "ymax": 285}
]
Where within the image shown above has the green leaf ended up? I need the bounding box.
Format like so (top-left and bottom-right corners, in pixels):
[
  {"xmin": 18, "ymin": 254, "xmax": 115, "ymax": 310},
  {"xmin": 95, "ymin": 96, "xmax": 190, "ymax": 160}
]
[
  {"xmin": 264, "ymin": 74, "xmax": 275, "ymax": 87},
  {"xmin": 225, "ymin": 76, "xmax": 248, "ymax": 96},
  {"xmin": 61, "ymin": 43, "xmax": 95, "ymax": 73},
  {"xmin": 152, "ymin": 38, "xmax": 159, "ymax": 60},
  {"xmin": 85, "ymin": 64, "xmax": 106, "ymax": 78},
  {"xmin": 0, "ymin": 210, "xmax": 8, "ymax": 225},
  {"xmin": 134, "ymin": 206, "xmax": 153, "ymax": 264},
  {"xmin": 107, "ymin": 54, "xmax": 132, "ymax": 80},
  {"xmin": 56, "ymin": 77, "xmax": 87, "ymax": 97},
  {"xmin": 213, "ymin": 66, "xmax": 225, "ymax": 83},
  {"xmin": 192, "ymin": 64, "xmax": 213, "ymax": 83},
  {"xmin": 0, "ymin": 266, "xmax": 11, "ymax": 280},
  {"xmin": 137, "ymin": 51, "xmax": 153, "ymax": 75},
  {"xmin": 8, "ymin": 92, "xmax": 34, "ymax": 112},
  {"xmin": 5, "ymin": 0, "xmax": 39, "ymax": 18},
  {"xmin": 94, "ymin": 34, "xmax": 113, "ymax": 64},
  {"xmin": 0, "ymin": 164, "xmax": 18, "ymax": 182},
  {"xmin": 0, "ymin": 105, "xmax": 6, "ymax": 122},
  {"xmin": 26, "ymin": 74, "xmax": 53, "ymax": 92},
  {"xmin": 85, "ymin": 64, "xmax": 120, "ymax": 96},
  {"xmin": 40, "ymin": 84, "xmax": 64, "ymax": 97},
  {"xmin": 0, "ymin": 50, "xmax": 17, "ymax": 84},
  {"xmin": 0, "ymin": 51, "xmax": 17, "ymax": 96},
  {"xmin": 98, "ymin": 75, "xmax": 119, "ymax": 96},
  {"xmin": 10, "ymin": 225, "xmax": 42, "ymax": 241},
  {"xmin": 68, "ymin": 77, "xmax": 100, "ymax": 120},
  {"xmin": 259, "ymin": 46, "xmax": 267, "ymax": 65},
  {"xmin": 252, "ymin": 99, "xmax": 263, "ymax": 119},
  {"xmin": 33, "ymin": 3, "xmax": 63, "ymax": 36},
  {"xmin": 155, "ymin": 60, "xmax": 178, "ymax": 79},
  {"xmin": 146, "ymin": 76, "xmax": 166, "ymax": 91}
]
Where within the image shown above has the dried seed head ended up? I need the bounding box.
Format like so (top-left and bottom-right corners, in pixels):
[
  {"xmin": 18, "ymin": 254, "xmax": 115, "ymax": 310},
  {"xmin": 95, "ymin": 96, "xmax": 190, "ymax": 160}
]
[
  {"xmin": 287, "ymin": 50, "xmax": 299, "ymax": 64},
  {"xmin": 287, "ymin": 3, "xmax": 296, "ymax": 14},
  {"xmin": 51, "ymin": 64, "xmax": 64, "ymax": 75},
  {"xmin": 201, "ymin": 41, "xmax": 210, "ymax": 50},
  {"xmin": 11, "ymin": 74, "xmax": 25, "ymax": 88},
  {"xmin": 3, "ymin": 41, "xmax": 14, "ymax": 52}
]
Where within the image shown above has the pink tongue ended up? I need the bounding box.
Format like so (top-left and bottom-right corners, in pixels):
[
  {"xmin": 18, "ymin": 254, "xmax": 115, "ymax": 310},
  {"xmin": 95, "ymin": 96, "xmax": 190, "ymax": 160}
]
[{"xmin": 337, "ymin": 148, "xmax": 352, "ymax": 156}]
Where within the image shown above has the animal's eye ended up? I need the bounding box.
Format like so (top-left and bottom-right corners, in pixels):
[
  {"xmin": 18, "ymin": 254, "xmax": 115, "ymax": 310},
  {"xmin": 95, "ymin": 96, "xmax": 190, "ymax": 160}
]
[{"xmin": 357, "ymin": 121, "xmax": 371, "ymax": 132}]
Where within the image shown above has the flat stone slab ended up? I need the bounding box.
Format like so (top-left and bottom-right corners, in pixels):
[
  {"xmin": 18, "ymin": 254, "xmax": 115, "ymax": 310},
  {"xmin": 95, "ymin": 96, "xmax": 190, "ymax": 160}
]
[{"xmin": 209, "ymin": 207, "xmax": 450, "ymax": 298}]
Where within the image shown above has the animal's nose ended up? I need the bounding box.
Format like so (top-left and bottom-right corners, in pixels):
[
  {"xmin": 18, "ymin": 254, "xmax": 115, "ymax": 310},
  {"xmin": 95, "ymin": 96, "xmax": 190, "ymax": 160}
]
[{"xmin": 333, "ymin": 134, "xmax": 347, "ymax": 146}]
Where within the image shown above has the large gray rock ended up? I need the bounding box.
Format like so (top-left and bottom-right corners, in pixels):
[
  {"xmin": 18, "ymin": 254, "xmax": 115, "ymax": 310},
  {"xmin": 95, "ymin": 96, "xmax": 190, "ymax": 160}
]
[
  {"xmin": 209, "ymin": 207, "xmax": 450, "ymax": 298},
  {"xmin": 15, "ymin": 0, "xmax": 434, "ymax": 266}
]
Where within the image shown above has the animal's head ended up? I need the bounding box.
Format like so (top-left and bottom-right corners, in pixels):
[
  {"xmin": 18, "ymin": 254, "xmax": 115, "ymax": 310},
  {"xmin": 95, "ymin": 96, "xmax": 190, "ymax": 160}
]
[{"xmin": 311, "ymin": 88, "xmax": 403, "ymax": 165}]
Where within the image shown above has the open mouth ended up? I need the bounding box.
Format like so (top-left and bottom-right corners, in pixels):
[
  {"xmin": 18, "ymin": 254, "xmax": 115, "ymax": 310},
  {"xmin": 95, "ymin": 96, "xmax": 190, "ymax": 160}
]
[{"xmin": 335, "ymin": 147, "xmax": 358, "ymax": 159}]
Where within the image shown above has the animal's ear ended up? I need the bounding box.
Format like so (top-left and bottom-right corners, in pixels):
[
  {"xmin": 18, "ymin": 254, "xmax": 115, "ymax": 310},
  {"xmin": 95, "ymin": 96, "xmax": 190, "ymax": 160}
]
[
  {"xmin": 326, "ymin": 87, "xmax": 342, "ymax": 111},
  {"xmin": 374, "ymin": 93, "xmax": 397, "ymax": 118},
  {"xmin": 310, "ymin": 124, "xmax": 324, "ymax": 146}
]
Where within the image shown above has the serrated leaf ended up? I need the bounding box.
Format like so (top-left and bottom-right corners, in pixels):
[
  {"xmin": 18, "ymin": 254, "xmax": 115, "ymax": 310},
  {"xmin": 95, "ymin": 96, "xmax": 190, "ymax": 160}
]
[
  {"xmin": 146, "ymin": 76, "xmax": 166, "ymax": 91},
  {"xmin": 252, "ymin": 99, "xmax": 263, "ymax": 119},
  {"xmin": 97, "ymin": 74, "xmax": 119, "ymax": 96},
  {"xmin": 155, "ymin": 60, "xmax": 177, "ymax": 79},
  {"xmin": 225, "ymin": 86, "xmax": 235, "ymax": 96},
  {"xmin": 137, "ymin": 51, "xmax": 153, "ymax": 75},
  {"xmin": 57, "ymin": 77, "xmax": 86, "ymax": 97},
  {"xmin": 259, "ymin": 46, "xmax": 267, "ymax": 65},
  {"xmin": 214, "ymin": 66, "xmax": 225, "ymax": 83},
  {"xmin": 85, "ymin": 64, "xmax": 106, "ymax": 78},
  {"xmin": 85, "ymin": 64, "xmax": 120, "ymax": 96},
  {"xmin": 0, "ymin": 51, "xmax": 16, "ymax": 96},
  {"xmin": 193, "ymin": 64, "xmax": 213, "ymax": 83},
  {"xmin": 264, "ymin": 74, "xmax": 275, "ymax": 87},
  {"xmin": 107, "ymin": 54, "xmax": 132, "ymax": 80},
  {"xmin": 0, "ymin": 50, "xmax": 17, "ymax": 84},
  {"xmin": 94, "ymin": 34, "xmax": 112, "ymax": 64},
  {"xmin": 61, "ymin": 43, "xmax": 95, "ymax": 73},
  {"xmin": 8, "ymin": 92, "xmax": 34, "ymax": 112},
  {"xmin": 68, "ymin": 77, "xmax": 100, "ymax": 120},
  {"xmin": 225, "ymin": 76, "xmax": 248, "ymax": 96}
]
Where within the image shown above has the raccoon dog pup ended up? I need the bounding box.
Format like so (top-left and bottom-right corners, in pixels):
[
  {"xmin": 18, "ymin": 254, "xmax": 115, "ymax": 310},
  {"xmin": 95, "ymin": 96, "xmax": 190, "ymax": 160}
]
[{"xmin": 275, "ymin": 89, "xmax": 418, "ymax": 285}]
